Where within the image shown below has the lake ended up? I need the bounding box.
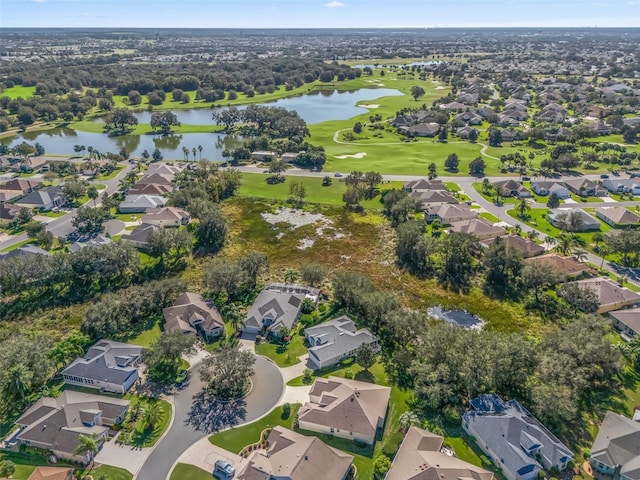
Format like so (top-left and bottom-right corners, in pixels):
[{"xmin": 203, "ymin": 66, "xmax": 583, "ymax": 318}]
[
  {"xmin": 427, "ymin": 305, "xmax": 485, "ymax": 330},
  {"xmin": 1, "ymin": 88, "xmax": 402, "ymax": 160}
]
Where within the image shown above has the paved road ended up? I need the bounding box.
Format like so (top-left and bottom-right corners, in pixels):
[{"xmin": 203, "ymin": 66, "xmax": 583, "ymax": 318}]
[
  {"xmin": 136, "ymin": 356, "xmax": 284, "ymax": 480},
  {"xmin": 0, "ymin": 163, "xmax": 131, "ymax": 250}
]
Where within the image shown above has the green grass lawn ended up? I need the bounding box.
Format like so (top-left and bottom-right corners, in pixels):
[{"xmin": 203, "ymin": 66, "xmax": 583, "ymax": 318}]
[
  {"xmin": 472, "ymin": 182, "xmax": 516, "ymax": 204},
  {"xmin": 209, "ymin": 404, "xmax": 301, "ymax": 453},
  {"xmin": 0, "ymin": 239, "xmax": 32, "ymax": 253},
  {"xmin": 88, "ymin": 465, "xmax": 133, "ymax": 480},
  {"xmin": 169, "ymin": 463, "xmax": 212, "ymax": 480},
  {"xmin": 37, "ymin": 210, "xmax": 66, "ymax": 218},
  {"xmin": 238, "ymin": 172, "xmax": 402, "ymax": 209},
  {"xmin": 479, "ymin": 212, "xmax": 500, "ymax": 223},
  {"xmin": 121, "ymin": 398, "xmax": 172, "ymax": 447},
  {"xmin": 507, "ymin": 208, "xmax": 612, "ymax": 248},
  {"xmin": 96, "ymin": 166, "xmax": 124, "ymax": 180},
  {"xmin": 255, "ymin": 330, "xmax": 308, "ymax": 367},
  {"xmin": 1, "ymin": 85, "xmax": 36, "ymax": 99},
  {"xmin": 124, "ymin": 318, "xmax": 162, "ymax": 347}
]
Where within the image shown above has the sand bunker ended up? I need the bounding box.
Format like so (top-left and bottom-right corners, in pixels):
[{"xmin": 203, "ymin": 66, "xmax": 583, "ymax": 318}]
[
  {"xmin": 358, "ymin": 103, "xmax": 380, "ymax": 109},
  {"xmin": 435, "ymin": 86, "xmax": 446, "ymax": 90},
  {"xmin": 335, "ymin": 152, "xmax": 367, "ymax": 159}
]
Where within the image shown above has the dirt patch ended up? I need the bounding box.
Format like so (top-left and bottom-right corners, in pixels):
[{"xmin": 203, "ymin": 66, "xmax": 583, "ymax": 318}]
[
  {"xmin": 335, "ymin": 152, "xmax": 368, "ymax": 159},
  {"xmin": 260, "ymin": 207, "xmax": 346, "ymax": 250}
]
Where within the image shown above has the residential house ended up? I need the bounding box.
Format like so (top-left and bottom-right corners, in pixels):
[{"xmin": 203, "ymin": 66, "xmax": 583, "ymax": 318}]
[
  {"xmin": 144, "ymin": 163, "xmax": 181, "ymax": 178},
  {"xmin": 456, "ymin": 125, "xmax": 479, "ymax": 140},
  {"xmin": 523, "ymin": 254, "xmax": 590, "ymax": 280},
  {"xmin": 385, "ymin": 426, "xmax": 494, "ymax": 480},
  {"xmin": 426, "ymin": 203, "xmax": 478, "ymax": 225},
  {"xmin": 305, "ymin": 316, "xmax": 379, "ymax": 370},
  {"xmin": 242, "ymin": 283, "xmax": 319, "ymax": 336},
  {"xmin": 596, "ymin": 207, "xmax": 640, "ymax": 228},
  {"xmin": 440, "ymin": 101, "xmax": 466, "ymax": 111},
  {"xmin": 572, "ymin": 277, "xmax": 640, "ymax": 313},
  {"xmin": 118, "ymin": 194, "xmax": 167, "ymax": 213},
  {"xmin": 120, "ymin": 223, "xmax": 159, "ymax": 249},
  {"xmin": 0, "ymin": 203, "xmax": 20, "ymax": 224},
  {"xmin": 163, "ymin": 292, "xmax": 224, "ymax": 340},
  {"xmin": 403, "ymin": 123, "xmax": 441, "ymax": 137},
  {"xmin": 298, "ymin": 376, "xmax": 391, "ymax": 445},
  {"xmin": 481, "ymin": 235, "xmax": 545, "ymax": 259},
  {"xmin": 530, "ymin": 181, "xmax": 569, "ymax": 198},
  {"xmin": 15, "ymin": 186, "xmax": 64, "ymax": 211},
  {"xmin": 70, "ymin": 235, "xmax": 113, "ymax": 253},
  {"xmin": 450, "ymin": 218, "xmax": 506, "ymax": 240},
  {"xmin": 136, "ymin": 172, "xmax": 174, "ymax": 186},
  {"xmin": 609, "ymin": 308, "xmax": 640, "ymax": 340},
  {"xmin": 411, "ymin": 190, "xmax": 458, "ymax": 209},
  {"xmin": 457, "ymin": 92, "xmax": 479, "ymax": 105},
  {"xmin": 534, "ymin": 103, "xmax": 566, "ymax": 123},
  {"xmin": 0, "ymin": 244, "xmax": 51, "ymax": 262},
  {"xmin": 237, "ymin": 426, "xmax": 354, "ymax": 480},
  {"xmin": 142, "ymin": 207, "xmax": 190, "ymax": 227},
  {"xmin": 282, "ymin": 152, "xmax": 302, "ymax": 163},
  {"xmin": 548, "ymin": 209, "xmax": 601, "ymax": 231},
  {"xmin": 562, "ymin": 178, "xmax": 601, "ymax": 197},
  {"xmin": 61, "ymin": 340, "xmax": 144, "ymax": 394},
  {"xmin": 498, "ymin": 114, "xmax": 522, "ymax": 127},
  {"xmin": 127, "ymin": 182, "xmax": 173, "ymax": 196},
  {"xmin": 454, "ymin": 111, "xmax": 483, "ymax": 125},
  {"xmin": 391, "ymin": 115, "xmax": 414, "ymax": 128},
  {"xmin": 27, "ymin": 467, "xmax": 74, "ymax": 480},
  {"xmin": 587, "ymin": 122, "xmax": 613, "ymax": 136},
  {"xmin": 590, "ymin": 411, "xmax": 640, "ymax": 480},
  {"xmin": 0, "ymin": 178, "xmax": 42, "ymax": 202},
  {"xmin": 477, "ymin": 106, "xmax": 497, "ymax": 118},
  {"xmin": 462, "ymin": 394, "xmax": 573, "ymax": 480},
  {"xmin": 493, "ymin": 179, "xmax": 531, "ymax": 198},
  {"xmin": 600, "ymin": 179, "xmax": 640, "ymax": 196},
  {"xmin": 14, "ymin": 391, "xmax": 129, "ymax": 464},
  {"xmin": 251, "ymin": 150, "xmax": 277, "ymax": 161},
  {"xmin": 403, "ymin": 179, "xmax": 446, "ymax": 193}
]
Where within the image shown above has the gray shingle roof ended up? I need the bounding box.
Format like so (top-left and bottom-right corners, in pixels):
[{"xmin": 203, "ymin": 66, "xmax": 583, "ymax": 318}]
[
  {"xmin": 62, "ymin": 340, "xmax": 143, "ymax": 386},
  {"xmin": 243, "ymin": 283, "xmax": 318, "ymax": 333},
  {"xmin": 306, "ymin": 316, "xmax": 378, "ymax": 367},
  {"xmin": 591, "ymin": 411, "xmax": 640, "ymax": 480},
  {"xmin": 463, "ymin": 394, "xmax": 573, "ymax": 479}
]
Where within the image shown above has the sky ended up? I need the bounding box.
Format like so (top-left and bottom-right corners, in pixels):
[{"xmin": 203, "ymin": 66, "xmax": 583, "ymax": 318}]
[{"xmin": 1, "ymin": 0, "xmax": 639, "ymax": 29}]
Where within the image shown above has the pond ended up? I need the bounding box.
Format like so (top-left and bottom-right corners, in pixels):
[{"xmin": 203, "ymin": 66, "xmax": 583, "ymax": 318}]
[
  {"xmin": 427, "ymin": 305, "xmax": 485, "ymax": 330},
  {"xmin": 1, "ymin": 88, "xmax": 402, "ymax": 159},
  {"xmin": 131, "ymin": 87, "xmax": 403, "ymax": 126}
]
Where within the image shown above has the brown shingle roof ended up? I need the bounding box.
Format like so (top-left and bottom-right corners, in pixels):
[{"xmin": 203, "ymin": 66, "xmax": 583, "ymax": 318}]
[
  {"xmin": 523, "ymin": 254, "xmax": 589, "ymax": 277},
  {"xmin": 386, "ymin": 426, "xmax": 494, "ymax": 480},
  {"xmin": 299, "ymin": 376, "xmax": 390, "ymax": 438},
  {"xmin": 481, "ymin": 235, "xmax": 545, "ymax": 258},
  {"xmin": 28, "ymin": 466, "xmax": 73, "ymax": 480}
]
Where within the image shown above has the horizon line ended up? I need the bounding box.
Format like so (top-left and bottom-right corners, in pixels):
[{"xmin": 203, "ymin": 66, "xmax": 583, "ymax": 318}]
[{"xmin": 2, "ymin": 26, "xmax": 640, "ymax": 30}]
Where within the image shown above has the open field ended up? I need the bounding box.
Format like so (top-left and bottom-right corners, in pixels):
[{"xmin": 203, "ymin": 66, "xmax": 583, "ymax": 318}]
[{"xmin": 0, "ymin": 85, "xmax": 36, "ymax": 99}]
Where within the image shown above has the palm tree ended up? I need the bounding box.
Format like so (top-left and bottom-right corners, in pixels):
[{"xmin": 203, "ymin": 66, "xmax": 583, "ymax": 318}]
[
  {"xmin": 198, "ymin": 145, "xmax": 203, "ymax": 160},
  {"xmin": 284, "ymin": 268, "xmax": 299, "ymax": 284},
  {"xmin": 141, "ymin": 401, "xmax": 163, "ymax": 431},
  {"xmin": 398, "ymin": 411, "xmax": 420, "ymax": 434},
  {"xmin": 182, "ymin": 146, "xmax": 189, "ymax": 161},
  {"xmin": 515, "ymin": 197, "xmax": 531, "ymax": 219},
  {"xmin": 592, "ymin": 232, "xmax": 605, "ymax": 251},
  {"xmin": 599, "ymin": 245, "xmax": 610, "ymax": 270},
  {"xmin": 574, "ymin": 249, "xmax": 589, "ymax": 262},
  {"xmin": 513, "ymin": 223, "xmax": 523, "ymax": 235},
  {"xmin": 544, "ymin": 235, "xmax": 556, "ymax": 248},
  {"xmin": 527, "ymin": 230, "xmax": 539, "ymax": 241},
  {"xmin": 481, "ymin": 178, "xmax": 492, "ymax": 195},
  {"xmin": 75, "ymin": 433, "xmax": 100, "ymax": 466},
  {"xmin": 554, "ymin": 233, "xmax": 577, "ymax": 256},
  {"xmin": 7, "ymin": 364, "xmax": 31, "ymax": 405},
  {"xmin": 192, "ymin": 147, "xmax": 197, "ymax": 162},
  {"xmin": 87, "ymin": 185, "xmax": 99, "ymax": 207}
]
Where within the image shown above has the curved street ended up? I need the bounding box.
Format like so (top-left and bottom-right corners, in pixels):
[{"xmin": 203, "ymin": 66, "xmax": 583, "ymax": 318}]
[{"xmin": 136, "ymin": 355, "xmax": 284, "ymax": 480}]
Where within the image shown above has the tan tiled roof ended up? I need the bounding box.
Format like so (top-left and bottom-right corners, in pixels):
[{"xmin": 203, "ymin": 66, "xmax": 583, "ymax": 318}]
[
  {"xmin": 28, "ymin": 466, "xmax": 73, "ymax": 480},
  {"xmin": 482, "ymin": 235, "xmax": 545, "ymax": 258},
  {"xmin": 237, "ymin": 426, "xmax": 353, "ymax": 480},
  {"xmin": 386, "ymin": 426, "xmax": 494, "ymax": 480},
  {"xmin": 523, "ymin": 254, "xmax": 589, "ymax": 276},
  {"xmin": 299, "ymin": 376, "xmax": 390, "ymax": 438},
  {"xmin": 596, "ymin": 207, "xmax": 640, "ymax": 226},
  {"xmin": 450, "ymin": 218, "xmax": 505, "ymax": 237}
]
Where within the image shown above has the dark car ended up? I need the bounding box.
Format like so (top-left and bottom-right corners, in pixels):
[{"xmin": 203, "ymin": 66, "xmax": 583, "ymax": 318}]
[{"xmin": 600, "ymin": 174, "xmax": 609, "ymax": 179}]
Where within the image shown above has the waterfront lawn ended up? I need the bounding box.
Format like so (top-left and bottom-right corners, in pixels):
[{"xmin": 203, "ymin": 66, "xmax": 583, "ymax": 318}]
[
  {"xmin": 169, "ymin": 464, "xmax": 212, "ymax": 480},
  {"xmin": 209, "ymin": 404, "xmax": 301, "ymax": 453}
]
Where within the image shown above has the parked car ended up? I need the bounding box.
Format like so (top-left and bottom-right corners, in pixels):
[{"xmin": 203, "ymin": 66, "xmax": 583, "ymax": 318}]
[
  {"xmin": 521, "ymin": 176, "xmax": 530, "ymax": 181},
  {"xmin": 600, "ymin": 174, "xmax": 609, "ymax": 179},
  {"xmin": 334, "ymin": 172, "xmax": 343, "ymax": 177},
  {"xmin": 214, "ymin": 460, "xmax": 235, "ymax": 478}
]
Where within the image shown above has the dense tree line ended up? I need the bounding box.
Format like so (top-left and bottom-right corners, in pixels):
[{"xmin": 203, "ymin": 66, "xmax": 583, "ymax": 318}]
[
  {"xmin": 330, "ymin": 269, "xmax": 622, "ymax": 436},
  {"xmin": 81, "ymin": 277, "xmax": 185, "ymax": 340}
]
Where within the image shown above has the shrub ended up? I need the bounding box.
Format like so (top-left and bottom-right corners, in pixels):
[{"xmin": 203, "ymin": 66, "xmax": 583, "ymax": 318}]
[
  {"xmin": 299, "ymin": 313, "xmax": 314, "ymax": 325},
  {"xmin": 344, "ymin": 368, "xmax": 354, "ymax": 379},
  {"xmin": 282, "ymin": 403, "xmax": 291, "ymax": 419},
  {"xmin": 443, "ymin": 405, "xmax": 461, "ymax": 425},
  {"xmin": 318, "ymin": 303, "xmax": 327, "ymax": 314}
]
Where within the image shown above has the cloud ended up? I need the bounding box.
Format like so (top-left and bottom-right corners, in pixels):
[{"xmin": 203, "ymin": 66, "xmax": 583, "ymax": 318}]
[
  {"xmin": 29, "ymin": 0, "xmax": 47, "ymax": 3},
  {"xmin": 323, "ymin": 1, "xmax": 345, "ymax": 7}
]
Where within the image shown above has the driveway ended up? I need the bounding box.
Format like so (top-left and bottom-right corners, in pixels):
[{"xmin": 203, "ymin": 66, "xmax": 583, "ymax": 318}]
[
  {"xmin": 136, "ymin": 355, "xmax": 283, "ymax": 480},
  {"xmin": 173, "ymin": 436, "xmax": 248, "ymax": 477},
  {"xmin": 95, "ymin": 434, "xmax": 154, "ymax": 476}
]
